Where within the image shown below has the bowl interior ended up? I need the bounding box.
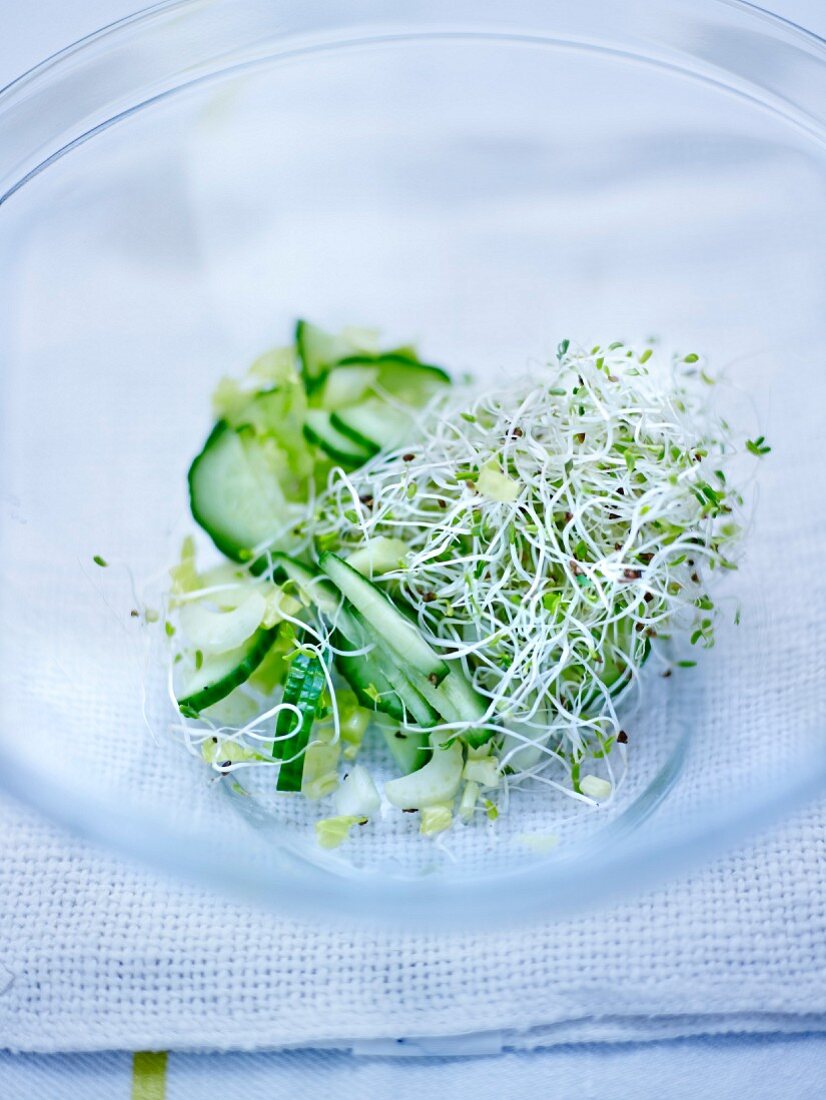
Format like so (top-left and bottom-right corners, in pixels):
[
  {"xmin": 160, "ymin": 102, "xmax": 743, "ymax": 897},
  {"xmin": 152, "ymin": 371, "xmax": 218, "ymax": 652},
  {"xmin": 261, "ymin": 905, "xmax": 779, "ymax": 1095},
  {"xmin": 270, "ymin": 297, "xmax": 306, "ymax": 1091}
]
[{"xmin": 1, "ymin": 21, "xmax": 825, "ymax": 918}]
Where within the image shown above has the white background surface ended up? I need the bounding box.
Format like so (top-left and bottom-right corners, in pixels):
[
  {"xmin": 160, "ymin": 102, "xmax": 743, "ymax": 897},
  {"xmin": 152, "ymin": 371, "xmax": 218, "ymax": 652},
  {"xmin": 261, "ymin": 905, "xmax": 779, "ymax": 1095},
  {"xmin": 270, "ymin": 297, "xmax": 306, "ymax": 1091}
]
[{"xmin": 1, "ymin": 2, "xmax": 825, "ymax": 1097}]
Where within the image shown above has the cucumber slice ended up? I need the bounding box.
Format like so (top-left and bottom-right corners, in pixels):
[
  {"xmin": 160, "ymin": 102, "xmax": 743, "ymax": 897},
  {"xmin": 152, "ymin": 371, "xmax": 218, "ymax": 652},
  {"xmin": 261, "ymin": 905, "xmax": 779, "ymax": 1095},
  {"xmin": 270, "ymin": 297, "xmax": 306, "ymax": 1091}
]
[
  {"xmin": 383, "ymin": 735, "xmax": 464, "ymax": 809},
  {"xmin": 274, "ymin": 651, "xmax": 327, "ymax": 791},
  {"xmin": 176, "ymin": 625, "xmax": 281, "ymax": 715},
  {"xmin": 178, "ymin": 590, "xmax": 266, "ymax": 655},
  {"xmin": 337, "ymin": 611, "xmax": 439, "ymax": 727},
  {"xmin": 303, "ymin": 409, "xmax": 373, "ymax": 466},
  {"xmin": 319, "ymin": 552, "xmax": 447, "ymax": 682},
  {"xmin": 295, "ymin": 320, "xmax": 367, "ymax": 389},
  {"xmin": 319, "ymin": 365, "xmax": 379, "ymax": 411},
  {"xmin": 270, "ymin": 553, "xmax": 343, "ymax": 619},
  {"xmin": 334, "ymin": 635, "xmax": 405, "ymax": 722},
  {"xmin": 331, "ymin": 399, "xmax": 415, "ymax": 455},
  {"xmin": 188, "ymin": 422, "xmax": 296, "ymax": 564},
  {"xmin": 381, "ymin": 725, "xmax": 430, "ymax": 775},
  {"xmin": 397, "ymin": 664, "xmax": 492, "ymax": 748},
  {"xmin": 337, "ymin": 353, "xmax": 451, "ymax": 403}
]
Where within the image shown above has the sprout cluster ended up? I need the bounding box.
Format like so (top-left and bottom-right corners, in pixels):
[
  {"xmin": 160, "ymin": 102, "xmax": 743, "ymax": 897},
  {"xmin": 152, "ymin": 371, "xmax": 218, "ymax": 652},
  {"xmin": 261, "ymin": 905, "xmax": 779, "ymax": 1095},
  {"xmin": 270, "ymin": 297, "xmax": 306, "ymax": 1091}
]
[{"xmin": 312, "ymin": 341, "xmax": 747, "ymax": 795}]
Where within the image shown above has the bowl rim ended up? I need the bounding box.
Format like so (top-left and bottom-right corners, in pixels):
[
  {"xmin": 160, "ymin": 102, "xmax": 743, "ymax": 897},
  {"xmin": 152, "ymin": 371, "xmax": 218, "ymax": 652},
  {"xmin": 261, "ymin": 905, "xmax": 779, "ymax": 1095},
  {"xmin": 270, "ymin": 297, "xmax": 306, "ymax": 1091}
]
[
  {"xmin": 1, "ymin": 0, "xmax": 825, "ymax": 205},
  {"xmin": 1, "ymin": 0, "xmax": 826, "ymax": 921},
  {"xmin": 0, "ymin": 0, "xmax": 823, "ymax": 107}
]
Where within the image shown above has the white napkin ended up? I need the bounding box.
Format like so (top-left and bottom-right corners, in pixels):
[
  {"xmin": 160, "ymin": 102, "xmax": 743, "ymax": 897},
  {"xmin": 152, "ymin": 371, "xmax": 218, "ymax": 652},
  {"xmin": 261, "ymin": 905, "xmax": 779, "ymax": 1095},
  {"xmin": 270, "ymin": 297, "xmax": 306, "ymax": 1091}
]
[
  {"xmin": 3, "ymin": 6, "xmax": 826, "ymax": 1057},
  {"xmin": 1, "ymin": 782, "xmax": 825, "ymax": 1053}
]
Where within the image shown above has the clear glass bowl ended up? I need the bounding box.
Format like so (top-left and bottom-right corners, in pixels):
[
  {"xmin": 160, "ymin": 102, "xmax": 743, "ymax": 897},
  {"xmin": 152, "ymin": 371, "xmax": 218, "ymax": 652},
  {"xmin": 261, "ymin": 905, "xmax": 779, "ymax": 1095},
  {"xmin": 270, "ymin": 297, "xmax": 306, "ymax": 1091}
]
[{"xmin": 1, "ymin": 0, "xmax": 825, "ymax": 925}]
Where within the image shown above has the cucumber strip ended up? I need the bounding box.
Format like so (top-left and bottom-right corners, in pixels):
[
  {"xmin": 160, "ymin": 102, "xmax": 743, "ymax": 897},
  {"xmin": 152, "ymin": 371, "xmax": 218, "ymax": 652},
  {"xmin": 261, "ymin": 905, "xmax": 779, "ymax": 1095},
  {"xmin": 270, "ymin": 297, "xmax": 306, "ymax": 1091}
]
[
  {"xmin": 188, "ymin": 422, "xmax": 293, "ymax": 564},
  {"xmin": 334, "ymin": 634, "xmax": 405, "ymax": 722},
  {"xmin": 177, "ymin": 625, "xmax": 281, "ymax": 715},
  {"xmin": 267, "ymin": 556, "xmax": 407, "ymax": 718},
  {"xmin": 272, "ymin": 650, "xmax": 314, "ymax": 760},
  {"xmin": 397, "ymin": 664, "xmax": 492, "ymax": 748},
  {"xmin": 436, "ymin": 667, "xmax": 488, "ymax": 723},
  {"xmin": 272, "ymin": 556, "xmax": 436, "ymax": 725},
  {"xmin": 331, "ymin": 399, "xmax": 415, "ymax": 455},
  {"xmin": 334, "ymin": 614, "xmax": 437, "ymax": 727},
  {"xmin": 274, "ymin": 652, "xmax": 327, "ymax": 791},
  {"xmin": 319, "ymin": 552, "xmax": 448, "ymax": 682},
  {"xmin": 437, "ymin": 671, "xmax": 492, "ymax": 749},
  {"xmin": 269, "ymin": 554, "xmax": 366, "ymax": 650},
  {"xmin": 381, "ymin": 725, "xmax": 430, "ymax": 775},
  {"xmin": 370, "ymin": 648, "xmax": 438, "ymax": 727},
  {"xmin": 303, "ymin": 409, "xmax": 373, "ymax": 466}
]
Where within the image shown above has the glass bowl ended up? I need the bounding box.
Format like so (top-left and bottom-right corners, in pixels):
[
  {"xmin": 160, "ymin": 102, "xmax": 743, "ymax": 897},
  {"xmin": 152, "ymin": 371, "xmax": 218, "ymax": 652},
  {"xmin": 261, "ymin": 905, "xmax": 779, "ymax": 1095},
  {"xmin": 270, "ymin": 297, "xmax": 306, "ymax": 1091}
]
[{"xmin": 1, "ymin": 0, "xmax": 825, "ymax": 925}]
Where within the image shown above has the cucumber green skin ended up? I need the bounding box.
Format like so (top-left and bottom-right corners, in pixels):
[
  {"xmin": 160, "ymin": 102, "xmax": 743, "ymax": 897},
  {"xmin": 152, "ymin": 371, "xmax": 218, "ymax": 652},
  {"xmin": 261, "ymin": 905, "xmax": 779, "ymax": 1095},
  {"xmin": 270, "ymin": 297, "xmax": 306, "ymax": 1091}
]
[
  {"xmin": 333, "ymin": 634, "xmax": 406, "ymax": 722},
  {"xmin": 330, "ymin": 401, "xmax": 415, "ymax": 456},
  {"xmin": 319, "ymin": 552, "xmax": 448, "ymax": 682},
  {"xmin": 188, "ymin": 422, "xmax": 246, "ymax": 563},
  {"xmin": 177, "ymin": 626, "xmax": 281, "ymax": 715},
  {"xmin": 269, "ymin": 555, "xmax": 422, "ymax": 725},
  {"xmin": 337, "ymin": 352, "xmax": 451, "ymax": 387},
  {"xmin": 328, "ymin": 411, "xmax": 382, "ymax": 456},
  {"xmin": 274, "ymin": 652, "xmax": 327, "ymax": 791},
  {"xmin": 187, "ymin": 421, "xmax": 275, "ymax": 574},
  {"xmin": 302, "ymin": 417, "xmax": 371, "ymax": 467},
  {"xmin": 295, "ymin": 319, "xmax": 327, "ymax": 391}
]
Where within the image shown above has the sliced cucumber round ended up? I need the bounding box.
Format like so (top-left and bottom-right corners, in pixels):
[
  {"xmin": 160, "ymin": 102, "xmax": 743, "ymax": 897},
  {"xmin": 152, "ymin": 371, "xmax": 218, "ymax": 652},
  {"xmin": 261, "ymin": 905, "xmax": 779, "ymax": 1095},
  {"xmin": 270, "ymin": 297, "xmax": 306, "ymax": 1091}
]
[
  {"xmin": 337, "ymin": 352, "xmax": 451, "ymax": 400},
  {"xmin": 188, "ymin": 422, "xmax": 296, "ymax": 564},
  {"xmin": 319, "ymin": 365, "xmax": 379, "ymax": 411},
  {"xmin": 331, "ymin": 399, "xmax": 415, "ymax": 456},
  {"xmin": 296, "ymin": 320, "xmax": 370, "ymax": 390},
  {"xmin": 176, "ymin": 625, "xmax": 281, "ymax": 716},
  {"xmin": 303, "ymin": 409, "xmax": 373, "ymax": 466}
]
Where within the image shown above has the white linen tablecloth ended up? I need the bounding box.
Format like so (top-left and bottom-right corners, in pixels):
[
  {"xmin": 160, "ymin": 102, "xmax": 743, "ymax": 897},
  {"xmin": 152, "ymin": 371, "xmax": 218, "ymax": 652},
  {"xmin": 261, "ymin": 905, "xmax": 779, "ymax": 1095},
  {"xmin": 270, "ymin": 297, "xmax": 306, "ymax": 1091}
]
[{"xmin": 1, "ymin": 0, "xmax": 825, "ymax": 1096}]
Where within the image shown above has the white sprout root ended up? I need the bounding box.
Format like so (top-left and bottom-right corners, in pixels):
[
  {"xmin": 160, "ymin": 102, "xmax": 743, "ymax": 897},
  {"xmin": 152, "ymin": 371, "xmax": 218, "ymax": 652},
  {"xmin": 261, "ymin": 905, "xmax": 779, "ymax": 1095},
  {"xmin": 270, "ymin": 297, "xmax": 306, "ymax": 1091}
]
[{"xmin": 310, "ymin": 341, "xmax": 746, "ymax": 797}]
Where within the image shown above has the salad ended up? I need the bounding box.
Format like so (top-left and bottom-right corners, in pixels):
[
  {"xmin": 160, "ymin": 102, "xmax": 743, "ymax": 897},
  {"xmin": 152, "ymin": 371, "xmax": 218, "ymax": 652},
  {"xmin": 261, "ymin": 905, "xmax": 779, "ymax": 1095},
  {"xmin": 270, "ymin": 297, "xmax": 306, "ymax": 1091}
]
[{"xmin": 159, "ymin": 321, "xmax": 766, "ymax": 847}]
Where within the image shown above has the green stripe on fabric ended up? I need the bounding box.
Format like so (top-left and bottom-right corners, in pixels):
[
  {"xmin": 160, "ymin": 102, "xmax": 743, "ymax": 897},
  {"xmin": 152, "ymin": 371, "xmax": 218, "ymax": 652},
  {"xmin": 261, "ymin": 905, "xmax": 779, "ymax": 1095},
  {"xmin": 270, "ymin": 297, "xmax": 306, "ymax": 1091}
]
[{"xmin": 131, "ymin": 1052, "xmax": 168, "ymax": 1100}]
